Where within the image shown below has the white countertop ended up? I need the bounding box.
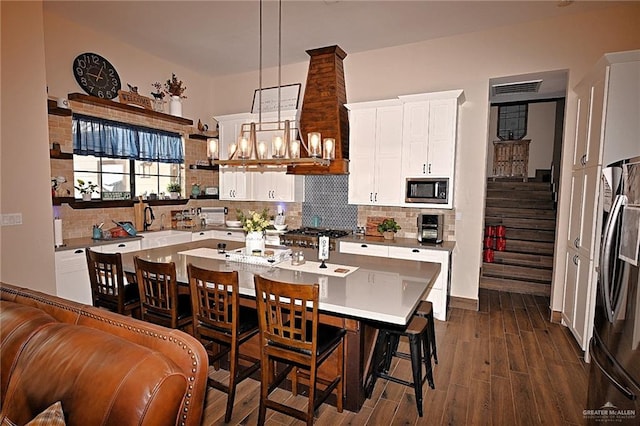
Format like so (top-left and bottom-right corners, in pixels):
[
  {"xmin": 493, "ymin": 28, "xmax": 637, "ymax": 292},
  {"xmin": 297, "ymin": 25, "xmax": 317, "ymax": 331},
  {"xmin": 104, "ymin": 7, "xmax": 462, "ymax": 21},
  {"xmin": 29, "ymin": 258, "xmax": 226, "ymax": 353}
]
[{"xmin": 120, "ymin": 239, "xmax": 440, "ymax": 326}]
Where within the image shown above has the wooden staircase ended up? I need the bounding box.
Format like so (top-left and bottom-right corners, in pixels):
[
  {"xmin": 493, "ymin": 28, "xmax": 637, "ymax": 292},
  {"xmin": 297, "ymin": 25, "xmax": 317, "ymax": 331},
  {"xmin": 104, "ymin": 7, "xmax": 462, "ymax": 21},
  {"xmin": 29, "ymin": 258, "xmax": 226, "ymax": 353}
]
[{"xmin": 480, "ymin": 178, "xmax": 557, "ymax": 296}]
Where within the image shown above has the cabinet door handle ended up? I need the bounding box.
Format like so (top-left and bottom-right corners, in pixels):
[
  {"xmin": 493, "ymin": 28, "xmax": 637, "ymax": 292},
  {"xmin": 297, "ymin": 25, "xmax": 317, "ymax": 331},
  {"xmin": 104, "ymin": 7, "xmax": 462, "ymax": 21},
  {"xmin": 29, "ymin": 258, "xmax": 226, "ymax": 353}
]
[
  {"xmin": 423, "ymin": 164, "xmax": 426, "ymax": 174},
  {"xmin": 118, "ymin": 243, "xmax": 125, "ymax": 248},
  {"xmin": 428, "ymin": 163, "xmax": 432, "ymax": 174},
  {"xmin": 226, "ymin": 232, "xmax": 232, "ymax": 236},
  {"xmin": 361, "ymin": 244, "xmax": 368, "ymax": 248},
  {"xmin": 581, "ymin": 154, "xmax": 587, "ymax": 166},
  {"xmin": 573, "ymin": 254, "xmax": 579, "ymax": 266},
  {"xmin": 374, "ymin": 193, "xmax": 378, "ymax": 202},
  {"xmin": 74, "ymin": 249, "xmax": 83, "ymax": 254},
  {"xmin": 412, "ymin": 249, "xmax": 420, "ymax": 253},
  {"xmin": 199, "ymin": 232, "xmax": 205, "ymax": 235},
  {"xmin": 574, "ymin": 237, "xmax": 580, "ymax": 248},
  {"xmin": 370, "ymin": 192, "xmax": 373, "ymax": 202}
]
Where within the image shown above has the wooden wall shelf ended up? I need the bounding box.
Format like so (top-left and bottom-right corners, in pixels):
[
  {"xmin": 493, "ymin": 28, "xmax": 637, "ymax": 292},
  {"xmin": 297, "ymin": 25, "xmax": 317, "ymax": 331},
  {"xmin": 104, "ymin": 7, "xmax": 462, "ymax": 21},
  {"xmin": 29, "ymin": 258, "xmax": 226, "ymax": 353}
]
[
  {"xmin": 189, "ymin": 164, "xmax": 219, "ymax": 171},
  {"xmin": 188, "ymin": 132, "xmax": 218, "ymax": 140},
  {"xmin": 50, "ymin": 150, "xmax": 73, "ymax": 159},
  {"xmin": 47, "ymin": 99, "xmax": 72, "ymax": 116},
  {"xmin": 68, "ymin": 93, "xmax": 193, "ymax": 126}
]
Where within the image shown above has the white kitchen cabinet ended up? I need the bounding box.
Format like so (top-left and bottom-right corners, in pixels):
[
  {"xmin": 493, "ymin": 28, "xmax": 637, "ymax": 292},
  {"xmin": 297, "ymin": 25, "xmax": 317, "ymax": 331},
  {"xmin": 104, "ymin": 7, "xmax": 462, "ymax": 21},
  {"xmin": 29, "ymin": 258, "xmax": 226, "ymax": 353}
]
[
  {"xmin": 562, "ymin": 249, "xmax": 595, "ymax": 350},
  {"xmin": 561, "ymin": 50, "xmax": 639, "ymax": 351},
  {"xmin": 192, "ymin": 230, "xmax": 214, "ymax": 241},
  {"xmin": 95, "ymin": 240, "xmax": 141, "ymax": 253},
  {"xmin": 346, "ymin": 100, "xmax": 403, "ymax": 206},
  {"xmin": 215, "ymin": 112, "xmax": 253, "ymax": 201},
  {"xmin": 339, "ymin": 241, "xmax": 390, "ymax": 258},
  {"xmin": 399, "ymin": 93, "xmax": 460, "ymax": 178},
  {"xmin": 139, "ymin": 230, "xmax": 192, "ymax": 249},
  {"xmin": 252, "ymin": 171, "xmax": 304, "ymax": 202},
  {"xmin": 338, "ymin": 241, "xmax": 451, "ymax": 321},
  {"xmin": 388, "ymin": 246, "xmax": 450, "ymax": 321},
  {"xmin": 212, "ymin": 230, "xmax": 245, "ymax": 242},
  {"xmin": 55, "ymin": 248, "xmax": 91, "ymax": 304}
]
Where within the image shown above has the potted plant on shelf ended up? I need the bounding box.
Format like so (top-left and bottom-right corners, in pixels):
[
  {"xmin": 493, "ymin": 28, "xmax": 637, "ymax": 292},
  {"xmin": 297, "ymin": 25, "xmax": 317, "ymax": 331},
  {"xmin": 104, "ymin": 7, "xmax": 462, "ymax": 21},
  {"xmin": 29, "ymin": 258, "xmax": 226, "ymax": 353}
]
[
  {"xmin": 164, "ymin": 73, "xmax": 187, "ymax": 117},
  {"xmin": 377, "ymin": 218, "xmax": 401, "ymax": 240},
  {"xmin": 167, "ymin": 182, "xmax": 181, "ymax": 199},
  {"xmin": 74, "ymin": 179, "xmax": 98, "ymax": 201}
]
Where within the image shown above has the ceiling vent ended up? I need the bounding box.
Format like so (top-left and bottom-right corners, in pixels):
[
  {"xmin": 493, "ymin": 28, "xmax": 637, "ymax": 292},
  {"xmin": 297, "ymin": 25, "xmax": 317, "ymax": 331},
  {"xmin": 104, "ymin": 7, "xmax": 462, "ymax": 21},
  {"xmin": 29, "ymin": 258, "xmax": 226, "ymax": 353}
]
[{"xmin": 492, "ymin": 79, "xmax": 542, "ymax": 96}]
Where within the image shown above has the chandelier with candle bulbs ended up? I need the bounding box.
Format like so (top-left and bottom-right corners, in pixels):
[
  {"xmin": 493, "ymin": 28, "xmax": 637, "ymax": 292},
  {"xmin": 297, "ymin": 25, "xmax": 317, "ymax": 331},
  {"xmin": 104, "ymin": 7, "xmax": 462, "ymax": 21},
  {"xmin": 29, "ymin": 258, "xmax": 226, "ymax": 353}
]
[{"xmin": 211, "ymin": 0, "xmax": 333, "ymax": 169}]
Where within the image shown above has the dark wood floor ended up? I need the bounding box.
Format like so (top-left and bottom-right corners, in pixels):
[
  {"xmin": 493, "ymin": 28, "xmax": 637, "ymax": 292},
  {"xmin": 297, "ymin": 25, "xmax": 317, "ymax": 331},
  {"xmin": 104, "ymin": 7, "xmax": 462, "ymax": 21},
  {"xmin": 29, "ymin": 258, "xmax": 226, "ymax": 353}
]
[{"xmin": 200, "ymin": 289, "xmax": 589, "ymax": 425}]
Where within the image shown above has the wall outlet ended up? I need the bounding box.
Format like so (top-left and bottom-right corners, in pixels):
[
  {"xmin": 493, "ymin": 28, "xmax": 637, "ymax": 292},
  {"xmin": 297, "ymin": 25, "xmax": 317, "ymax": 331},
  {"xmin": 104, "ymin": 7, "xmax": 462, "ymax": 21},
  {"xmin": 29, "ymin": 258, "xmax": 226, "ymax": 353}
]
[{"xmin": 1, "ymin": 213, "xmax": 23, "ymax": 226}]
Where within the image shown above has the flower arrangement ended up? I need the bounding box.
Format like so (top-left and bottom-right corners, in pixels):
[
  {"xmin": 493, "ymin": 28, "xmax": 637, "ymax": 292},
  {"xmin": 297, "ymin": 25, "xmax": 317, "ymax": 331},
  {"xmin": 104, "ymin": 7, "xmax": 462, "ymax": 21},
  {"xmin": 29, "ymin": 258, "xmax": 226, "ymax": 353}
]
[
  {"xmin": 164, "ymin": 73, "xmax": 187, "ymax": 98},
  {"xmin": 237, "ymin": 208, "xmax": 270, "ymax": 233},
  {"xmin": 74, "ymin": 178, "xmax": 99, "ymax": 195},
  {"xmin": 151, "ymin": 82, "xmax": 165, "ymax": 100}
]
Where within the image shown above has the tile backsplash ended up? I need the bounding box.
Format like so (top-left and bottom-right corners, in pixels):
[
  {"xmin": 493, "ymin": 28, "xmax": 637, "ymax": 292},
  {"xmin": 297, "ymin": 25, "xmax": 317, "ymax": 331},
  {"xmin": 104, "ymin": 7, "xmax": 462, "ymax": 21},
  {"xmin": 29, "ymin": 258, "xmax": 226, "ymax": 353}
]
[{"xmin": 302, "ymin": 175, "xmax": 357, "ymax": 230}]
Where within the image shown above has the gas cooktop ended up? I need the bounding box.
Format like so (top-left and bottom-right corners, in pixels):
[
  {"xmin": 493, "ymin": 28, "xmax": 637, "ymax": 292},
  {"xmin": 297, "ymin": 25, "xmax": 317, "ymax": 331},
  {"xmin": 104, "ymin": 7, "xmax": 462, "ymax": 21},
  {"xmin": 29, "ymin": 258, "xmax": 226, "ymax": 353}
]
[
  {"xmin": 284, "ymin": 227, "xmax": 351, "ymax": 238},
  {"xmin": 281, "ymin": 227, "xmax": 351, "ymax": 250}
]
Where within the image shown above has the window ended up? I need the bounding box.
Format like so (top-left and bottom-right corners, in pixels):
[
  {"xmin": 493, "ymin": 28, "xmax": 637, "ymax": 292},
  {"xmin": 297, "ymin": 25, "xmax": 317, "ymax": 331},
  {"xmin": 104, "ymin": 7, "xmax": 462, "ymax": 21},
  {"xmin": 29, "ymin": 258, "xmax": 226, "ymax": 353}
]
[
  {"xmin": 73, "ymin": 156, "xmax": 181, "ymax": 200},
  {"xmin": 497, "ymin": 103, "xmax": 528, "ymax": 140},
  {"xmin": 72, "ymin": 114, "xmax": 183, "ymax": 200}
]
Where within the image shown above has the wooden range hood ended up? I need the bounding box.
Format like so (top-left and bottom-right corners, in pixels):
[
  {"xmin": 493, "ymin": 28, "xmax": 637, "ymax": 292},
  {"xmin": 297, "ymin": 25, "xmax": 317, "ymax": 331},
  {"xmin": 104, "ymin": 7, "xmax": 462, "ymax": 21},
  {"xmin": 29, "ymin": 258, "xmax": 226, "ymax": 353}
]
[{"xmin": 287, "ymin": 45, "xmax": 349, "ymax": 175}]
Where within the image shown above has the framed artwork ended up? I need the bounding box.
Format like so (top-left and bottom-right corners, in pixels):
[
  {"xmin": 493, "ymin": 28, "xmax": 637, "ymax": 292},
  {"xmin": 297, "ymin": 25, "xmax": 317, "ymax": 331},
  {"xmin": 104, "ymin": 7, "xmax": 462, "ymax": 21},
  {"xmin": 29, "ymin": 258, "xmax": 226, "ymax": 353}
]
[{"xmin": 251, "ymin": 83, "xmax": 301, "ymax": 113}]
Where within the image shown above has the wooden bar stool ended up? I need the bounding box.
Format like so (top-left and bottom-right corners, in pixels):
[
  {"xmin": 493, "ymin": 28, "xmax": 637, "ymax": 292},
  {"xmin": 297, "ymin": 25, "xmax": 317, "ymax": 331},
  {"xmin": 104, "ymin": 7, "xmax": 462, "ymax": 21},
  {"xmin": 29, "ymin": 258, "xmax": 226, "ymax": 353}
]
[
  {"xmin": 254, "ymin": 275, "xmax": 346, "ymax": 426},
  {"xmin": 86, "ymin": 248, "xmax": 140, "ymax": 318},
  {"xmin": 134, "ymin": 256, "xmax": 192, "ymax": 332},
  {"xmin": 366, "ymin": 316, "xmax": 434, "ymax": 417},
  {"xmin": 414, "ymin": 300, "xmax": 437, "ymax": 364},
  {"xmin": 187, "ymin": 264, "xmax": 260, "ymax": 423}
]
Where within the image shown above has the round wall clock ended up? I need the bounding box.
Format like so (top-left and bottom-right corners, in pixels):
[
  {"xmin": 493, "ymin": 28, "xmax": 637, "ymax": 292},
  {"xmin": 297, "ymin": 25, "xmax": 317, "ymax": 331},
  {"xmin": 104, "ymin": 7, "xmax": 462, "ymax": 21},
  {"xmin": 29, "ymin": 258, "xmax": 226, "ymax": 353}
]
[{"xmin": 72, "ymin": 52, "xmax": 121, "ymax": 99}]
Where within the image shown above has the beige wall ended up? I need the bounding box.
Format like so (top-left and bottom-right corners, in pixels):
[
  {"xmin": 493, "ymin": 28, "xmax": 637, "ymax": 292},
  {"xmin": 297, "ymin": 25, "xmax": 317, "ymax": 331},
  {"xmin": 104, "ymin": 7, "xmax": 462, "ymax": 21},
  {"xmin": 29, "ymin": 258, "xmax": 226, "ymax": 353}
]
[
  {"xmin": 1, "ymin": 1, "xmax": 56, "ymax": 293},
  {"xmin": 487, "ymin": 102, "xmax": 557, "ymax": 178},
  {"xmin": 6, "ymin": 2, "xmax": 639, "ymax": 307}
]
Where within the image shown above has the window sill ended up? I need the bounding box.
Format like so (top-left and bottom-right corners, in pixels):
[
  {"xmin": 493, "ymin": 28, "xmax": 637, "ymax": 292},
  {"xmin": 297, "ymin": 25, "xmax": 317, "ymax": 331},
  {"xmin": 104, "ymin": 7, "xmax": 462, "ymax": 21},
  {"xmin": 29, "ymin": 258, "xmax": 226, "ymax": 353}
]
[{"xmin": 52, "ymin": 197, "xmax": 190, "ymax": 209}]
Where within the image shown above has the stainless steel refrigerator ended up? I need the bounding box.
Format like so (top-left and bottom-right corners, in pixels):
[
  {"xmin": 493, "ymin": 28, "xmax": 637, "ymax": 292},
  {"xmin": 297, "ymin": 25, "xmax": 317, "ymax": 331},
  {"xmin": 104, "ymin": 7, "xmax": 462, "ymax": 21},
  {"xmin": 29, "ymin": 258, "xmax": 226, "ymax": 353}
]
[{"xmin": 587, "ymin": 156, "xmax": 640, "ymax": 425}]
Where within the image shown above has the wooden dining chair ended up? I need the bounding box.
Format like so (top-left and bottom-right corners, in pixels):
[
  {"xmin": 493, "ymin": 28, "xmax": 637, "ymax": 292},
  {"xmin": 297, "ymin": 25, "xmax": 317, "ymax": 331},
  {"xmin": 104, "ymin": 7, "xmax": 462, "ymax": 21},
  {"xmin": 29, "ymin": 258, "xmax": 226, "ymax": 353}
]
[
  {"xmin": 254, "ymin": 275, "xmax": 346, "ymax": 426},
  {"xmin": 134, "ymin": 256, "xmax": 192, "ymax": 332},
  {"xmin": 187, "ymin": 264, "xmax": 260, "ymax": 423},
  {"xmin": 86, "ymin": 248, "xmax": 140, "ymax": 318}
]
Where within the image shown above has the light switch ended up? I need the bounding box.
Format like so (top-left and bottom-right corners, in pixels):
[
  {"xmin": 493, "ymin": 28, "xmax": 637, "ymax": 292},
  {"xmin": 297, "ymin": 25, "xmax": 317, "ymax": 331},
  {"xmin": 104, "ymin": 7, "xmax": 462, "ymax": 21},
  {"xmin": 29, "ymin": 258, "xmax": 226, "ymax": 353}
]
[{"xmin": 1, "ymin": 213, "xmax": 23, "ymax": 226}]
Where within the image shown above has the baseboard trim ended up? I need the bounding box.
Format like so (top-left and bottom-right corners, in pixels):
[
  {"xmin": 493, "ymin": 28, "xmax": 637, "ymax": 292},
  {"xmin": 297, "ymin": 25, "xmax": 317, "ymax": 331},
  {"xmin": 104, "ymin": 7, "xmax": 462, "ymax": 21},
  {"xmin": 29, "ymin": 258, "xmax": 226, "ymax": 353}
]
[
  {"xmin": 551, "ymin": 310, "xmax": 562, "ymax": 324},
  {"xmin": 450, "ymin": 295, "xmax": 479, "ymax": 311}
]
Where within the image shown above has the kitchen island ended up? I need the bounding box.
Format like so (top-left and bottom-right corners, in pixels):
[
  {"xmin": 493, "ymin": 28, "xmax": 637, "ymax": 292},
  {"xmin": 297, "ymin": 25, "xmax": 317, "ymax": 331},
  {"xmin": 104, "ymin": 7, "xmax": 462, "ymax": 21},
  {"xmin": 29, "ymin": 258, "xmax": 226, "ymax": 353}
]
[{"xmin": 120, "ymin": 239, "xmax": 440, "ymax": 412}]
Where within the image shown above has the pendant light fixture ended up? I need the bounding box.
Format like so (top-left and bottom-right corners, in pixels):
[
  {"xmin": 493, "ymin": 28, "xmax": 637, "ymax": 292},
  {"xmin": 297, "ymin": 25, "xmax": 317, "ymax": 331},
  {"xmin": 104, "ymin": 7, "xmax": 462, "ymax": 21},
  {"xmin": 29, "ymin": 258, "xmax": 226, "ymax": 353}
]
[{"xmin": 212, "ymin": 0, "xmax": 329, "ymax": 170}]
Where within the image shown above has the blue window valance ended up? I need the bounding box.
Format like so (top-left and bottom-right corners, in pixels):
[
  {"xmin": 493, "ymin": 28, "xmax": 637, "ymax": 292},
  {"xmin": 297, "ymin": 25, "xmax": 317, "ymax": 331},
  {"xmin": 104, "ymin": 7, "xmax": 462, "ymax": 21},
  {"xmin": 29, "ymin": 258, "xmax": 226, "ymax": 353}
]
[{"xmin": 72, "ymin": 114, "xmax": 183, "ymax": 163}]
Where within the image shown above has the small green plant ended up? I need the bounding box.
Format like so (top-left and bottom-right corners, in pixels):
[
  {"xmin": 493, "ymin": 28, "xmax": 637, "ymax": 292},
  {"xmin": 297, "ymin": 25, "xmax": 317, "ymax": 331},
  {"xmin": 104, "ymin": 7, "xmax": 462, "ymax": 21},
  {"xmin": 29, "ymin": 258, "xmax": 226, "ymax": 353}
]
[
  {"xmin": 74, "ymin": 179, "xmax": 98, "ymax": 194},
  {"xmin": 167, "ymin": 182, "xmax": 181, "ymax": 193},
  {"xmin": 377, "ymin": 218, "xmax": 401, "ymax": 233}
]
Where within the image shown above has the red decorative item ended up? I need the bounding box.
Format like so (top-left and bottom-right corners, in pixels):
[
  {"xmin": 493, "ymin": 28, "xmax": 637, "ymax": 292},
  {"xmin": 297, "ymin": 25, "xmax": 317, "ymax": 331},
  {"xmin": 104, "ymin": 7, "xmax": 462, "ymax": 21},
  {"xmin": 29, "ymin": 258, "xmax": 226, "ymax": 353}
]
[
  {"xmin": 484, "ymin": 236, "xmax": 494, "ymax": 249},
  {"xmin": 485, "ymin": 226, "xmax": 496, "ymax": 237},
  {"xmin": 483, "ymin": 248, "xmax": 494, "ymax": 263},
  {"xmin": 496, "ymin": 225, "xmax": 506, "ymax": 238},
  {"xmin": 495, "ymin": 237, "xmax": 506, "ymax": 251}
]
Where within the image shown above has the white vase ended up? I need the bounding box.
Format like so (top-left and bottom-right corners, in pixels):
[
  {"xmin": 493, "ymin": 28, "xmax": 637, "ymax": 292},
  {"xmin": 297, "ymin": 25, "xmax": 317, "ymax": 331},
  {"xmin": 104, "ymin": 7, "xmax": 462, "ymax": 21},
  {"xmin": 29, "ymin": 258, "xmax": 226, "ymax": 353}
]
[
  {"xmin": 245, "ymin": 231, "xmax": 265, "ymax": 255},
  {"xmin": 169, "ymin": 95, "xmax": 182, "ymax": 117},
  {"xmin": 82, "ymin": 193, "xmax": 92, "ymax": 201}
]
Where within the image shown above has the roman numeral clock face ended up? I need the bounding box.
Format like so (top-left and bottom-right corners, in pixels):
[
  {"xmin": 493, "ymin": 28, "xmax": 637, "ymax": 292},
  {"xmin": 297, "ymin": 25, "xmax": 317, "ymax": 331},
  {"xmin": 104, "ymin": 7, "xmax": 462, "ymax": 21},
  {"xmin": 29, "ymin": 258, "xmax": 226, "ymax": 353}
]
[{"xmin": 72, "ymin": 53, "xmax": 121, "ymax": 99}]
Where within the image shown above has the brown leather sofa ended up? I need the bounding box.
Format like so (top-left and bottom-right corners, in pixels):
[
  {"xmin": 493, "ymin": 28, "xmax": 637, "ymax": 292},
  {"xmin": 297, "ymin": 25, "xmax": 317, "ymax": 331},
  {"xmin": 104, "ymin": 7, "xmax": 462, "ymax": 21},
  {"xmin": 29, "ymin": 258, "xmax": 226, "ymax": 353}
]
[{"xmin": 0, "ymin": 282, "xmax": 208, "ymax": 426}]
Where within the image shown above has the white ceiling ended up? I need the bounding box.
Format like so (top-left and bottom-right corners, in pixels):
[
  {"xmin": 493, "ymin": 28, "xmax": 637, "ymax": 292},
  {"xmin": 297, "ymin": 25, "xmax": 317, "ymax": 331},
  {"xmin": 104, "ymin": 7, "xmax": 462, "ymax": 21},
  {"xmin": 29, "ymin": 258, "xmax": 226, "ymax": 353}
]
[{"xmin": 43, "ymin": 0, "xmax": 621, "ymax": 100}]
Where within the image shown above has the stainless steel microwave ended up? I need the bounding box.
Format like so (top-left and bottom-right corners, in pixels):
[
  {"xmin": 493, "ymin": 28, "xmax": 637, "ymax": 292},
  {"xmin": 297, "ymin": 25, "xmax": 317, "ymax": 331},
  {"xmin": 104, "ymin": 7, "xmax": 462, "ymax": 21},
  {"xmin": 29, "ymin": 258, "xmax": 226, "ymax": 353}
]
[{"xmin": 405, "ymin": 178, "xmax": 449, "ymax": 204}]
